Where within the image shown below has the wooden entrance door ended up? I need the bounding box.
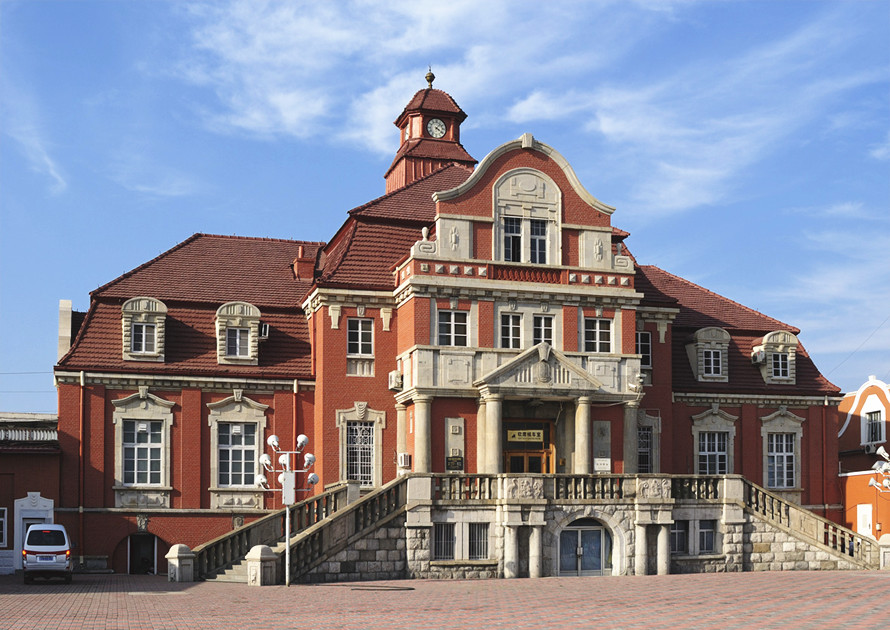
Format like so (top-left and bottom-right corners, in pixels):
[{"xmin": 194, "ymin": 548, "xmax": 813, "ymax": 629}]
[{"xmin": 504, "ymin": 420, "xmax": 554, "ymax": 473}]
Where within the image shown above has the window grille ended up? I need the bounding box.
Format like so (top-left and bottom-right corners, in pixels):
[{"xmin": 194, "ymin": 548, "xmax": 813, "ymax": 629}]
[
  {"xmin": 501, "ymin": 314, "xmax": 521, "ymax": 349},
  {"xmin": 767, "ymin": 433, "xmax": 795, "ymax": 488},
  {"xmin": 533, "ymin": 315, "xmax": 553, "ymax": 345},
  {"xmin": 699, "ymin": 520, "xmax": 717, "ymax": 553},
  {"xmin": 468, "ymin": 523, "xmax": 489, "ymax": 560},
  {"xmin": 638, "ymin": 426, "xmax": 653, "ymax": 474},
  {"xmin": 346, "ymin": 421, "xmax": 374, "ymax": 486},
  {"xmin": 438, "ymin": 311, "xmax": 468, "ymax": 346},
  {"xmin": 636, "ymin": 331, "xmax": 652, "ymax": 368},
  {"xmin": 434, "ymin": 523, "xmax": 455, "ymax": 560},
  {"xmin": 670, "ymin": 520, "xmax": 689, "ymax": 554},
  {"xmin": 584, "ymin": 318, "xmax": 611, "ymax": 353},
  {"xmin": 123, "ymin": 420, "xmax": 162, "ymax": 485},
  {"xmin": 866, "ymin": 411, "xmax": 883, "ymax": 444},
  {"xmin": 347, "ymin": 318, "xmax": 373, "ymax": 355},
  {"xmin": 698, "ymin": 432, "xmax": 728, "ymax": 475}
]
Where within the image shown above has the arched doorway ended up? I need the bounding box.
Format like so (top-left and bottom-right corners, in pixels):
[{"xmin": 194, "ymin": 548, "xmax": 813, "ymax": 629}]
[{"xmin": 559, "ymin": 518, "xmax": 612, "ymax": 576}]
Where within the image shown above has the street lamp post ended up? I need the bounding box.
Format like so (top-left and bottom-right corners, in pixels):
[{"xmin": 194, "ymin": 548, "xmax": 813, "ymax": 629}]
[{"xmin": 257, "ymin": 433, "xmax": 318, "ymax": 586}]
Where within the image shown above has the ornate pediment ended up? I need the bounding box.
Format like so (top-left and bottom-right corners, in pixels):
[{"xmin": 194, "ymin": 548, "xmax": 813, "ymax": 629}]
[{"xmin": 473, "ymin": 343, "xmax": 604, "ymax": 396}]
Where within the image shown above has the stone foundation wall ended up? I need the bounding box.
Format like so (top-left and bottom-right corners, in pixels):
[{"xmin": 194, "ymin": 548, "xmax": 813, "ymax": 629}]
[
  {"xmin": 741, "ymin": 517, "xmax": 861, "ymax": 571},
  {"xmin": 301, "ymin": 515, "xmax": 408, "ymax": 583}
]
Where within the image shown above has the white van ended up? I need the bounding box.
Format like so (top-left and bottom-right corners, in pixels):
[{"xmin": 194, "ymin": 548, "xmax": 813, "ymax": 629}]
[{"xmin": 22, "ymin": 524, "xmax": 72, "ymax": 584}]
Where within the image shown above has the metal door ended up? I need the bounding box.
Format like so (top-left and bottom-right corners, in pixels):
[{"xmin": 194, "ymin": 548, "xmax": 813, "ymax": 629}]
[{"xmin": 559, "ymin": 524, "xmax": 611, "ymax": 576}]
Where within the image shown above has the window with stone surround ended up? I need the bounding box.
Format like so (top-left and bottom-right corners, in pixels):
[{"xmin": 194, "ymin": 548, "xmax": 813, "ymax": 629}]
[
  {"xmin": 468, "ymin": 523, "xmax": 489, "ymax": 560},
  {"xmin": 121, "ymin": 297, "xmax": 167, "ymax": 362},
  {"xmin": 336, "ymin": 403, "xmax": 385, "ymax": 488},
  {"xmin": 671, "ymin": 520, "xmax": 689, "ymax": 554},
  {"xmin": 438, "ymin": 311, "xmax": 468, "ymax": 346},
  {"xmin": 207, "ymin": 391, "xmax": 267, "ymax": 510},
  {"xmin": 761, "ymin": 407, "xmax": 804, "ymax": 493},
  {"xmin": 699, "ymin": 520, "xmax": 717, "ymax": 554},
  {"xmin": 347, "ymin": 317, "xmax": 374, "ymax": 376},
  {"xmin": 692, "ymin": 405, "xmax": 737, "ymax": 475},
  {"xmin": 112, "ymin": 388, "xmax": 175, "ymax": 509},
  {"xmin": 533, "ymin": 315, "xmax": 553, "ymax": 346},
  {"xmin": 686, "ymin": 328, "xmax": 730, "ymax": 382},
  {"xmin": 492, "ymin": 168, "xmax": 561, "ymax": 266},
  {"xmin": 501, "ymin": 313, "xmax": 521, "ymax": 349},
  {"xmin": 583, "ymin": 318, "xmax": 612, "ymax": 353},
  {"xmin": 753, "ymin": 331, "xmax": 799, "ymax": 385},
  {"xmin": 216, "ymin": 302, "xmax": 261, "ymax": 365}
]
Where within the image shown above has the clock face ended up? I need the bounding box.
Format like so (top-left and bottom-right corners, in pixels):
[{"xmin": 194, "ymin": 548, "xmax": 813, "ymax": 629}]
[{"xmin": 427, "ymin": 118, "xmax": 446, "ymax": 138}]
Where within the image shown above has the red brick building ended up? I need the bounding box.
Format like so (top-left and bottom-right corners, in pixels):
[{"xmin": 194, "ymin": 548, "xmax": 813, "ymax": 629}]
[{"xmin": 52, "ymin": 78, "xmax": 843, "ymax": 574}]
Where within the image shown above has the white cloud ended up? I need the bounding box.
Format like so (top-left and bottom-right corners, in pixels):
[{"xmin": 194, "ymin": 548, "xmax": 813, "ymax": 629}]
[
  {"xmin": 871, "ymin": 131, "xmax": 890, "ymax": 160},
  {"xmin": 0, "ymin": 77, "xmax": 67, "ymax": 194}
]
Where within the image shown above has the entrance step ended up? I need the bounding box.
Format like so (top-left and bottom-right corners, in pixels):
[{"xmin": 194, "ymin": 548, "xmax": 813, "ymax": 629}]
[{"xmin": 204, "ymin": 560, "xmax": 248, "ymax": 583}]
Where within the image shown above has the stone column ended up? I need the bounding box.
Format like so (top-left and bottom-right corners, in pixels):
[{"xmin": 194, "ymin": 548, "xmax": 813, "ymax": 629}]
[
  {"xmin": 476, "ymin": 398, "xmax": 487, "ymax": 474},
  {"xmin": 504, "ymin": 525, "xmax": 519, "ymax": 578},
  {"xmin": 396, "ymin": 403, "xmax": 408, "ymax": 474},
  {"xmin": 656, "ymin": 524, "xmax": 671, "ymax": 575},
  {"xmin": 529, "ymin": 526, "xmax": 543, "ymax": 578},
  {"xmin": 485, "ymin": 394, "xmax": 503, "ymax": 474},
  {"xmin": 623, "ymin": 401, "xmax": 640, "ymax": 474},
  {"xmin": 414, "ymin": 396, "xmax": 433, "ymax": 473},
  {"xmin": 574, "ymin": 396, "xmax": 591, "ymax": 474},
  {"xmin": 634, "ymin": 525, "xmax": 647, "ymax": 576}
]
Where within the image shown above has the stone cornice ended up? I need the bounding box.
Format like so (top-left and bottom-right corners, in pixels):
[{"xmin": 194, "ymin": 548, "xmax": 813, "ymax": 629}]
[
  {"xmin": 301, "ymin": 287, "xmax": 396, "ymax": 316},
  {"xmin": 672, "ymin": 392, "xmax": 842, "ymax": 407},
  {"xmin": 394, "ymin": 278, "xmax": 643, "ymax": 308},
  {"xmin": 54, "ymin": 371, "xmax": 315, "ymax": 393}
]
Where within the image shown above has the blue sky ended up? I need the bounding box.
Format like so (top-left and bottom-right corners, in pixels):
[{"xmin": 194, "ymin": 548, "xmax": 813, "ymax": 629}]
[{"xmin": 1, "ymin": 0, "xmax": 888, "ymax": 413}]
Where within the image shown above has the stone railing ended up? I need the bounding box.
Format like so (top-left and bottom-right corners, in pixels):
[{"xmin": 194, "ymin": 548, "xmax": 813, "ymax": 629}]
[
  {"xmin": 743, "ymin": 480, "xmax": 879, "ymax": 568},
  {"xmin": 192, "ymin": 482, "xmax": 355, "ymax": 580},
  {"xmin": 286, "ymin": 476, "xmax": 409, "ymax": 582}
]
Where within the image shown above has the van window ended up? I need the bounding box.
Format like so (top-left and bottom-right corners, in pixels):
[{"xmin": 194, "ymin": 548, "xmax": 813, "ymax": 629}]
[{"xmin": 27, "ymin": 529, "xmax": 66, "ymax": 546}]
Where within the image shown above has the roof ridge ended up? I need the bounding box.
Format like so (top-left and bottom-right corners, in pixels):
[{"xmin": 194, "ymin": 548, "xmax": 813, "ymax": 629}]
[{"xmin": 640, "ymin": 264, "xmax": 799, "ymax": 333}]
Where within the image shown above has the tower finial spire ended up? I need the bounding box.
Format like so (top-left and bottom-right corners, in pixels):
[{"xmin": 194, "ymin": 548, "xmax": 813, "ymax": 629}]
[{"xmin": 425, "ymin": 66, "xmax": 435, "ymax": 89}]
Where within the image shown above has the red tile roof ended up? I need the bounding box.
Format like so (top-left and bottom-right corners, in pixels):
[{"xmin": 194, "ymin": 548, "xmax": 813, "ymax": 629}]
[
  {"xmin": 386, "ymin": 139, "xmax": 477, "ymax": 174},
  {"xmin": 395, "ymin": 88, "xmax": 467, "ymax": 124},
  {"xmin": 350, "ymin": 164, "xmax": 472, "ymax": 222},
  {"xmin": 636, "ymin": 265, "xmax": 796, "ymax": 332},
  {"xmin": 58, "ymin": 301, "xmax": 313, "ymax": 379},
  {"xmin": 636, "ymin": 265, "xmax": 837, "ymax": 395},
  {"xmin": 94, "ymin": 234, "xmax": 324, "ymax": 308}
]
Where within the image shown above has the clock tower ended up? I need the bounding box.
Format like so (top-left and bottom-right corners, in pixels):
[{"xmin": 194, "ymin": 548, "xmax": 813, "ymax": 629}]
[{"xmin": 383, "ymin": 71, "xmax": 477, "ymax": 193}]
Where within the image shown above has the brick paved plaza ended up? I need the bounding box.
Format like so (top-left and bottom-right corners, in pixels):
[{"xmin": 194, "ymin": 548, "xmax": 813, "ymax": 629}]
[{"xmin": 2, "ymin": 571, "xmax": 890, "ymax": 629}]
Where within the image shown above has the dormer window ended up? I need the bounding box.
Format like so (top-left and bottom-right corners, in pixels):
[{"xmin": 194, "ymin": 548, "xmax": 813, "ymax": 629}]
[
  {"xmin": 752, "ymin": 331, "xmax": 799, "ymax": 385},
  {"xmin": 121, "ymin": 297, "xmax": 167, "ymax": 362},
  {"xmin": 686, "ymin": 327, "xmax": 730, "ymax": 382},
  {"xmin": 216, "ymin": 302, "xmax": 261, "ymax": 365}
]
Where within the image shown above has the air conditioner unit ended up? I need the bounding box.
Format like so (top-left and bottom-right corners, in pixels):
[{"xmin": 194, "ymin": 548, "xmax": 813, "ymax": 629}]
[
  {"xmin": 397, "ymin": 452, "xmax": 412, "ymax": 468},
  {"xmin": 751, "ymin": 350, "xmax": 766, "ymax": 365},
  {"xmin": 865, "ymin": 444, "xmax": 877, "ymax": 454},
  {"xmin": 388, "ymin": 370, "xmax": 403, "ymax": 391},
  {"xmin": 258, "ymin": 323, "xmax": 270, "ymax": 340}
]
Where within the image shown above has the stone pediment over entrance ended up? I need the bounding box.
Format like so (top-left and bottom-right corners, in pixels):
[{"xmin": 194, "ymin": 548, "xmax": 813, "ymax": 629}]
[{"xmin": 473, "ymin": 343, "xmax": 604, "ymax": 397}]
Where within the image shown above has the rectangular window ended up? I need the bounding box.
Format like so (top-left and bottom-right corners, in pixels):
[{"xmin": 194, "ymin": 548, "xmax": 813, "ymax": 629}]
[
  {"xmin": 347, "ymin": 318, "xmax": 373, "ymax": 356},
  {"xmin": 584, "ymin": 318, "xmax": 612, "ymax": 353},
  {"xmin": 533, "ymin": 315, "xmax": 553, "ymax": 346},
  {"xmin": 670, "ymin": 520, "xmax": 689, "ymax": 554},
  {"xmin": 123, "ymin": 420, "xmax": 162, "ymax": 485},
  {"xmin": 0, "ymin": 507, "xmax": 6, "ymax": 547},
  {"xmin": 866, "ymin": 411, "xmax": 883, "ymax": 444},
  {"xmin": 699, "ymin": 520, "xmax": 717, "ymax": 554},
  {"xmin": 638, "ymin": 426, "xmax": 653, "ymax": 474},
  {"xmin": 218, "ymin": 423, "xmax": 256, "ymax": 487},
  {"xmin": 433, "ymin": 523, "xmax": 456, "ymax": 560},
  {"xmin": 636, "ymin": 331, "xmax": 652, "ymax": 368},
  {"xmin": 767, "ymin": 433, "xmax": 795, "ymax": 489},
  {"xmin": 501, "ymin": 314, "xmax": 521, "ymax": 349},
  {"xmin": 346, "ymin": 421, "xmax": 374, "ymax": 486},
  {"xmin": 131, "ymin": 323, "xmax": 156, "ymax": 353},
  {"xmin": 698, "ymin": 432, "xmax": 728, "ymax": 475},
  {"xmin": 468, "ymin": 523, "xmax": 489, "ymax": 560},
  {"xmin": 226, "ymin": 328, "xmax": 249, "ymax": 357},
  {"xmin": 530, "ymin": 219, "xmax": 547, "ymax": 264},
  {"xmin": 503, "ymin": 217, "xmax": 521, "ymax": 262},
  {"xmin": 702, "ymin": 349, "xmax": 721, "ymax": 376},
  {"xmin": 438, "ymin": 311, "xmax": 468, "ymax": 347},
  {"xmin": 771, "ymin": 353, "xmax": 789, "ymax": 378}
]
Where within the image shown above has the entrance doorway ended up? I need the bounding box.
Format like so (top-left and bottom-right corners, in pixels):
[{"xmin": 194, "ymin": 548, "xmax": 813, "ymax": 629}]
[
  {"xmin": 504, "ymin": 420, "xmax": 554, "ymax": 473},
  {"xmin": 129, "ymin": 534, "xmax": 157, "ymax": 575},
  {"xmin": 559, "ymin": 518, "xmax": 612, "ymax": 576}
]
